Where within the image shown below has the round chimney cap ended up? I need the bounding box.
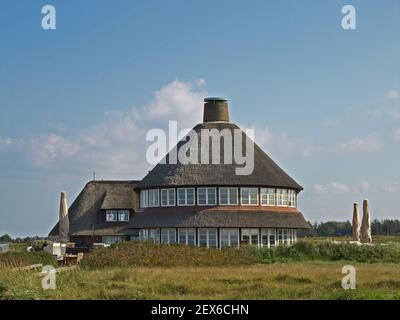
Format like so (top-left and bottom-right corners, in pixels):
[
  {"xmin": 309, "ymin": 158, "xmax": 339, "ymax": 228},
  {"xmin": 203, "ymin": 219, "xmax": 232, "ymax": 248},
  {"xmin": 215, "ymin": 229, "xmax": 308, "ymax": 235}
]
[{"xmin": 204, "ymin": 97, "xmax": 228, "ymax": 103}]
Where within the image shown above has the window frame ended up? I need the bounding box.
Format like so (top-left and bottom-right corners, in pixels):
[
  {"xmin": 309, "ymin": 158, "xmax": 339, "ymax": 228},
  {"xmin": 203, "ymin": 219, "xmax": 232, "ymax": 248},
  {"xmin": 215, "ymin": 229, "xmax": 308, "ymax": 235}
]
[
  {"xmin": 118, "ymin": 210, "xmax": 130, "ymax": 222},
  {"xmin": 218, "ymin": 187, "xmax": 239, "ymax": 206},
  {"xmin": 197, "ymin": 187, "xmax": 217, "ymax": 206},
  {"xmin": 198, "ymin": 228, "xmax": 218, "ymax": 248},
  {"xmin": 105, "ymin": 210, "xmax": 118, "ymax": 222},
  {"xmin": 240, "ymin": 188, "xmax": 259, "ymax": 206},
  {"xmin": 220, "ymin": 228, "xmax": 240, "ymax": 248},
  {"xmin": 161, "ymin": 188, "xmax": 176, "ymax": 207},
  {"xmin": 177, "ymin": 188, "xmax": 195, "ymax": 206},
  {"xmin": 260, "ymin": 188, "xmax": 276, "ymax": 206},
  {"xmin": 140, "ymin": 190, "xmax": 149, "ymax": 208},
  {"xmin": 178, "ymin": 228, "xmax": 196, "ymax": 245},
  {"xmin": 276, "ymin": 189, "xmax": 288, "ymax": 207}
]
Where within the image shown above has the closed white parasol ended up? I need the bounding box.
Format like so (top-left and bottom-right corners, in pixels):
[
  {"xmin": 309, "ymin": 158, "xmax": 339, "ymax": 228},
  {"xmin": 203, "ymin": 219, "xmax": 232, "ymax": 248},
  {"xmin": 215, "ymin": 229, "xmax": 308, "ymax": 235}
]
[
  {"xmin": 361, "ymin": 199, "xmax": 372, "ymax": 243},
  {"xmin": 59, "ymin": 191, "xmax": 70, "ymax": 243},
  {"xmin": 352, "ymin": 203, "xmax": 360, "ymax": 242}
]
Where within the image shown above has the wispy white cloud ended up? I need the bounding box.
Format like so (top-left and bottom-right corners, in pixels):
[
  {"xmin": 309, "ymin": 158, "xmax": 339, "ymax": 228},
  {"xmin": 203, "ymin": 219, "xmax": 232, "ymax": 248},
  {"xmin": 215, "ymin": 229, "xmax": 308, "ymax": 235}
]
[
  {"xmin": 247, "ymin": 125, "xmax": 314, "ymax": 160},
  {"xmin": 328, "ymin": 133, "xmax": 383, "ymax": 154},
  {"xmin": 385, "ymin": 90, "xmax": 400, "ymax": 100},
  {"xmin": 381, "ymin": 183, "xmax": 399, "ymax": 193},
  {"xmin": 0, "ymin": 136, "xmax": 14, "ymax": 149},
  {"xmin": 369, "ymin": 105, "xmax": 400, "ymax": 120},
  {"xmin": 1, "ymin": 79, "xmax": 206, "ymax": 176},
  {"xmin": 311, "ymin": 181, "xmax": 369, "ymax": 195}
]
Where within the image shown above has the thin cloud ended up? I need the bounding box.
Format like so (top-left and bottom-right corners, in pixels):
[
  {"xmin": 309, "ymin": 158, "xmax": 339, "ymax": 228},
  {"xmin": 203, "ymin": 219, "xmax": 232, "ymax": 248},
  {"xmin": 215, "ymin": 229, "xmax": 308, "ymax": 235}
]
[{"xmin": 385, "ymin": 90, "xmax": 400, "ymax": 100}]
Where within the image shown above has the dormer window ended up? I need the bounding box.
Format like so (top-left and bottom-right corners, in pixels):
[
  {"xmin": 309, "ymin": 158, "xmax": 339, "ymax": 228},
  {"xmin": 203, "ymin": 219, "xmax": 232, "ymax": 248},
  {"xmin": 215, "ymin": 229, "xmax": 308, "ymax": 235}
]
[
  {"xmin": 106, "ymin": 210, "xmax": 118, "ymax": 222},
  {"xmin": 118, "ymin": 210, "xmax": 130, "ymax": 222},
  {"xmin": 106, "ymin": 210, "xmax": 129, "ymax": 222}
]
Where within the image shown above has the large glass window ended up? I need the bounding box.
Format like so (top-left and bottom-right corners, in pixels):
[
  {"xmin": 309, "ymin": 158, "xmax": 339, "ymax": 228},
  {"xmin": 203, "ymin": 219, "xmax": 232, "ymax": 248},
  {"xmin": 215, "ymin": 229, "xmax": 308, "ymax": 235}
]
[
  {"xmin": 240, "ymin": 188, "xmax": 258, "ymax": 205},
  {"xmin": 161, "ymin": 189, "xmax": 175, "ymax": 207},
  {"xmin": 219, "ymin": 187, "xmax": 238, "ymax": 205},
  {"xmin": 139, "ymin": 229, "xmax": 148, "ymax": 241},
  {"xmin": 276, "ymin": 189, "xmax": 288, "ymax": 207},
  {"xmin": 220, "ymin": 229, "xmax": 239, "ymax": 248},
  {"xmin": 241, "ymin": 229, "xmax": 259, "ymax": 245},
  {"xmin": 178, "ymin": 228, "xmax": 196, "ymax": 245},
  {"xmin": 198, "ymin": 229, "xmax": 218, "ymax": 248},
  {"xmin": 140, "ymin": 190, "xmax": 148, "ymax": 208},
  {"xmin": 260, "ymin": 188, "xmax": 275, "ymax": 206},
  {"xmin": 161, "ymin": 228, "xmax": 176, "ymax": 244},
  {"xmin": 106, "ymin": 210, "xmax": 118, "ymax": 222},
  {"xmin": 178, "ymin": 188, "xmax": 195, "ymax": 206},
  {"xmin": 197, "ymin": 187, "xmax": 217, "ymax": 206},
  {"xmin": 148, "ymin": 229, "xmax": 160, "ymax": 243},
  {"xmin": 288, "ymin": 190, "xmax": 297, "ymax": 207},
  {"xmin": 148, "ymin": 189, "xmax": 159, "ymax": 207}
]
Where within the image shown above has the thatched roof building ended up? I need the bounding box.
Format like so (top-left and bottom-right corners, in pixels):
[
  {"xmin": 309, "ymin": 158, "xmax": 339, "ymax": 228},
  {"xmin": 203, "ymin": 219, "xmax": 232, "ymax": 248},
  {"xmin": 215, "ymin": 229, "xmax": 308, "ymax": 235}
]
[{"xmin": 50, "ymin": 97, "xmax": 309, "ymax": 248}]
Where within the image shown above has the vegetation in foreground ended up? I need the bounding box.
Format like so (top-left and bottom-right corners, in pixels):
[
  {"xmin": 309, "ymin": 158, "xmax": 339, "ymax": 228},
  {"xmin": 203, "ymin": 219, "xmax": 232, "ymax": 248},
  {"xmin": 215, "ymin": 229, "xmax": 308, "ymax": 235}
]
[{"xmin": 1, "ymin": 239, "xmax": 400, "ymax": 300}]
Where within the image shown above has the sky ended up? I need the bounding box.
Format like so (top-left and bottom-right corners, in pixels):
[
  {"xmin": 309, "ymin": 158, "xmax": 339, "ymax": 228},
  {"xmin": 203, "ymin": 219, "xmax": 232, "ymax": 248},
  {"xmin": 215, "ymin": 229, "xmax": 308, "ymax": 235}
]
[{"xmin": 0, "ymin": 0, "xmax": 399, "ymax": 237}]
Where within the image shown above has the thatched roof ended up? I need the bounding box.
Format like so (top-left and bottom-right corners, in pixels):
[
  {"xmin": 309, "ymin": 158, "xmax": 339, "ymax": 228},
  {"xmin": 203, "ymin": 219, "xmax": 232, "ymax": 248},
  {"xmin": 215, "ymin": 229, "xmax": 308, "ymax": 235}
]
[
  {"xmin": 129, "ymin": 208, "xmax": 309, "ymax": 229},
  {"xmin": 136, "ymin": 122, "xmax": 303, "ymax": 191},
  {"xmin": 49, "ymin": 181, "xmax": 139, "ymax": 237}
]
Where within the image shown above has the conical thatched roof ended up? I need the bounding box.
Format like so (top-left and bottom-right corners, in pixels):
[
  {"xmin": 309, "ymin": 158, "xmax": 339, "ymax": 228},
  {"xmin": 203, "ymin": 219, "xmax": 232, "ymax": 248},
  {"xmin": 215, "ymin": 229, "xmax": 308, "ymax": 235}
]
[{"xmin": 136, "ymin": 122, "xmax": 303, "ymax": 191}]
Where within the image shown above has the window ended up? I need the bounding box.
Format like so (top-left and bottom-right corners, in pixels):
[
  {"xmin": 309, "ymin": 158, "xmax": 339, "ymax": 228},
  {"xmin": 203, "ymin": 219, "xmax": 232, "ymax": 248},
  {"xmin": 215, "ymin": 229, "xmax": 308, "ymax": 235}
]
[
  {"xmin": 198, "ymin": 229, "xmax": 218, "ymax": 248},
  {"xmin": 276, "ymin": 189, "xmax": 288, "ymax": 207},
  {"xmin": 139, "ymin": 229, "xmax": 148, "ymax": 241},
  {"xmin": 260, "ymin": 188, "xmax": 275, "ymax": 206},
  {"xmin": 240, "ymin": 188, "xmax": 258, "ymax": 205},
  {"xmin": 220, "ymin": 229, "xmax": 239, "ymax": 248},
  {"xmin": 277, "ymin": 229, "xmax": 285, "ymax": 244},
  {"xmin": 148, "ymin": 189, "xmax": 159, "ymax": 207},
  {"xmin": 118, "ymin": 210, "xmax": 129, "ymax": 222},
  {"xmin": 288, "ymin": 190, "xmax": 297, "ymax": 207},
  {"xmin": 177, "ymin": 188, "xmax": 195, "ymax": 206},
  {"xmin": 197, "ymin": 187, "xmax": 217, "ymax": 206},
  {"xmin": 161, "ymin": 228, "xmax": 176, "ymax": 244},
  {"xmin": 161, "ymin": 189, "xmax": 175, "ymax": 207},
  {"xmin": 178, "ymin": 228, "xmax": 196, "ymax": 245},
  {"xmin": 269, "ymin": 229, "xmax": 276, "ymax": 247},
  {"xmin": 219, "ymin": 187, "xmax": 238, "ymax": 205},
  {"xmin": 241, "ymin": 229, "xmax": 259, "ymax": 246},
  {"xmin": 106, "ymin": 210, "xmax": 117, "ymax": 222},
  {"xmin": 140, "ymin": 190, "xmax": 148, "ymax": 208},
  {"xmin": 148, "ymin": 229, "xmax": 160, "ymax": 243},
  {"xmin": 102, "ymin": 236, "xmax": 122, "ymax": 244}
]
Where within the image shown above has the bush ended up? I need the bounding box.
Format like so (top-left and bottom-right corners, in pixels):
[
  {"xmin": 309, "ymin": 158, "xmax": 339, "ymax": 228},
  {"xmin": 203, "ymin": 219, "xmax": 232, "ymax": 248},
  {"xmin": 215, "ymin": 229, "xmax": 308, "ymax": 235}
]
[
  {"xmin": 251, "ymin": 241, "xmax": 400, "ymax": 264},
  {"xmin": 81, "ymin": 242, "xmax": 256, "ymax": 269},
  {"xmin": 0, "ymin": 251, "xmax": 57, "ymax": 268}
]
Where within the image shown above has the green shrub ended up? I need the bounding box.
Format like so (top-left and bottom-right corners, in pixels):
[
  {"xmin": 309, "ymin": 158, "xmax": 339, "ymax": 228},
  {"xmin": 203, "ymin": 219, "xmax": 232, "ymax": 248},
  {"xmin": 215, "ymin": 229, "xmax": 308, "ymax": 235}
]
[
  {"xmin": 252, "ymin": 241, "xmax": 400, "ymax": 264},
  {"xmin": 0, "ymin": 251, "xmax": 57, "ymax": 268},
  {"xmin": 81, "ymin": 242, "xmax": 256, "ymax": 269}
]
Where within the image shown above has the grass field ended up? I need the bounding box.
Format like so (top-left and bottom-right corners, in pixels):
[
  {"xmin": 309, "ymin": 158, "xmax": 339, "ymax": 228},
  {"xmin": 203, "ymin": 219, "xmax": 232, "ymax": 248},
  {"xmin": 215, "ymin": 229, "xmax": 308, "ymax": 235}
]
[{"xmin": 1, "ymin": 238, "xmax": 400, "ymax": 300}]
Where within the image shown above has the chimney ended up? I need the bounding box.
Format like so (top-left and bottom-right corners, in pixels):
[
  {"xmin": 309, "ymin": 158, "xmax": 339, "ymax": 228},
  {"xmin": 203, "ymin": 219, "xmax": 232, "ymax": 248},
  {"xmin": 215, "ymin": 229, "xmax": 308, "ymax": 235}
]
[{"xmin": 203, "ymin": 97, "xmax": 229, "ymax": 122}]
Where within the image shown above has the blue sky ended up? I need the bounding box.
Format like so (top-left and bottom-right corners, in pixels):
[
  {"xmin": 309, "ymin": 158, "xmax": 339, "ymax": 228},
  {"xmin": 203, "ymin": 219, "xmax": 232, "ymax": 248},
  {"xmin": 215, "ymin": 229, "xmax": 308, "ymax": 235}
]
[{"xmin": 0, "ymin": 0, "xmax": 399, "ymax": 237}]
